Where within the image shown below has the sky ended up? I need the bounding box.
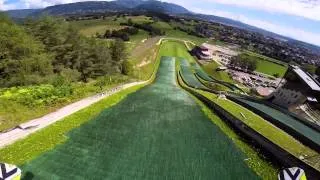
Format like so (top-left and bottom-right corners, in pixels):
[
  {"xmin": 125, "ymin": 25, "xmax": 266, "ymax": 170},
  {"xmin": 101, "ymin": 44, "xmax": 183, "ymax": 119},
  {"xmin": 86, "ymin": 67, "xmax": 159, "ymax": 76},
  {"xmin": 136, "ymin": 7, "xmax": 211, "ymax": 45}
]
[{"xmin": 1, "ymin": 0, "xmax": 320, "ymax": 46}]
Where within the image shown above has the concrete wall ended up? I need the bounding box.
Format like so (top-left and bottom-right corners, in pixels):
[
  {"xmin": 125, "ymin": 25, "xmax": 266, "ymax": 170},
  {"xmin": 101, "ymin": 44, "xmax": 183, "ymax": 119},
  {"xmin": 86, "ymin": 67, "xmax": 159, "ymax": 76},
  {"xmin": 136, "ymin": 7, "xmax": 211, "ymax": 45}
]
[{"xmin": 272, "ymin": 87, "xmax": 307, "ymax": 108}]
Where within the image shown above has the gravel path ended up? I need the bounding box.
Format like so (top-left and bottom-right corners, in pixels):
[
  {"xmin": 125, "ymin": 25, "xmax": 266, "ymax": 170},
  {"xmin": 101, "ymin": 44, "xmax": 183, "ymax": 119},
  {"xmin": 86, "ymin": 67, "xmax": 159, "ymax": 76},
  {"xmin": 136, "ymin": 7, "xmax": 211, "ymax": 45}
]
[{"xmin": 0, "ymin": 81, "xmax": 146, "ymax": 149}]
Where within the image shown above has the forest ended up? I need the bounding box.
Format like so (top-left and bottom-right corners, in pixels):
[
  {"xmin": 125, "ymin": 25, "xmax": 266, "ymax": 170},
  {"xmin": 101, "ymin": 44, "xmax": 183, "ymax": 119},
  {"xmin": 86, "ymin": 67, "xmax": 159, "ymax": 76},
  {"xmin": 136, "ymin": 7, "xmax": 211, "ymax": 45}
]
[
  {"xmin": 0, "ymin": 13, "xmax": 128, "ymax": 87},
  {"xmin": 0, "ymin": 13, "xmax": 133, "ymax": 130}
]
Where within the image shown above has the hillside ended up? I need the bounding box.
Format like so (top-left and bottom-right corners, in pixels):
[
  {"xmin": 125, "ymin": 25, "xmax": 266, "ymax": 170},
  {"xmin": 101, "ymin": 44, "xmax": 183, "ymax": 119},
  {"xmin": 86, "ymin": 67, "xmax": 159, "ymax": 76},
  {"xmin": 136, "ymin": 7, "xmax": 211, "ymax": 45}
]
[{"xmin": 134, "ymin": 1, "xmax": 189, "ymax": 14}]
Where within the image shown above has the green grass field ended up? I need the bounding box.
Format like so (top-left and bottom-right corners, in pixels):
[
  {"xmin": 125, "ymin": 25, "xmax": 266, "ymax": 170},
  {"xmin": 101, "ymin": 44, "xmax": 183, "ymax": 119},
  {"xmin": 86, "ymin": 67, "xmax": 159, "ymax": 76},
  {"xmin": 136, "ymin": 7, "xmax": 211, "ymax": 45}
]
[
  {"xmin": 242, "ymin": 51, "xmax": 288, "ymax": 77},
  {"xmin": 166, "ymin": 30, "xmax": 207, "ymax": 45},
  {"xmin": 202, "ymin": 61, "xmax": 234, "ymax": 83},
  {"xmin": 157, "ymin": 40, "xmax": 196, "ymax": 61},
  {"xmin": 152, "ymin": 21, "xmax": 173, "ymax": 30},
  {"xmin": 72, "ymin": 16, "xmax": 151, "ymax": 39}
]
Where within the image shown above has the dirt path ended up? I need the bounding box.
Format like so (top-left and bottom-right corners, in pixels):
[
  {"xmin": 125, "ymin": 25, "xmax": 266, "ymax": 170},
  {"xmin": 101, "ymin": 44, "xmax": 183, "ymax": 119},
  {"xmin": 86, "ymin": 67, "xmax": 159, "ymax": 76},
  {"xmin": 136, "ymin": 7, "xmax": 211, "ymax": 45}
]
[
  {"xmin": 131, "ymin": 37, "xmax": 161, "ymax": 58},
  {"xmin": 0, "ymin": 81, "xmax": 146, "ymax": 149}
]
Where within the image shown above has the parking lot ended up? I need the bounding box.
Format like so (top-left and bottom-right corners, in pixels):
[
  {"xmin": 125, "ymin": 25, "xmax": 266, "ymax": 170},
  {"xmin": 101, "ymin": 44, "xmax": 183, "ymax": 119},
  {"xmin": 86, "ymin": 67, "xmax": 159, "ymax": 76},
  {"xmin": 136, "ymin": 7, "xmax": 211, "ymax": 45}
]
[{"xmin": 229, "ymin": 70, "xmax": 285, "ymax": 96}]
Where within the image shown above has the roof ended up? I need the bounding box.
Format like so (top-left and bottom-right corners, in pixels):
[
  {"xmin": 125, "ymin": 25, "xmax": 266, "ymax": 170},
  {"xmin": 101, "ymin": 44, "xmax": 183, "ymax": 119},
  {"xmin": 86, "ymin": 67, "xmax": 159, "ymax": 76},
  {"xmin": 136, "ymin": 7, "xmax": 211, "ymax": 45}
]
[
  {"xmin": 291, "ymin": 65, "xmax": 320, "ymax": 91},
  {"xmin": 199, "ymin": 45, "xmax": 209, "ymax": 50}
]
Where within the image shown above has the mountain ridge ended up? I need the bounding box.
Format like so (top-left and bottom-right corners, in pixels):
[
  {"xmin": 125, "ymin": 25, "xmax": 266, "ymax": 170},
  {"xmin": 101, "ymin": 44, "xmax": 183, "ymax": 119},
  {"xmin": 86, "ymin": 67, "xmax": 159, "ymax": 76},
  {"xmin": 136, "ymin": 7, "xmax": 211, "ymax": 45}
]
[{"xmin": 3, "ymin": 0, "xmax": 320, "ymax": 50}]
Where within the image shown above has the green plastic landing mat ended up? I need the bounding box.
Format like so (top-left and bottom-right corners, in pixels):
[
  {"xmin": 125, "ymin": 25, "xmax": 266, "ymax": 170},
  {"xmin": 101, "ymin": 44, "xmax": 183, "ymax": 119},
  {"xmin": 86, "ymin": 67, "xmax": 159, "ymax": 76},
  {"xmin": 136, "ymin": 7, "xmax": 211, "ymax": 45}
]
[
  {"xmin": 235, "ymin": 97, "xmax": 320, "ymax": 147},
  {"xmin": 179, "ymin": 59, "xmax": 208, "ymax": 89},
  {"xmin": 21, "ymin": 57, "xmax": 258, "ymax": 180}
]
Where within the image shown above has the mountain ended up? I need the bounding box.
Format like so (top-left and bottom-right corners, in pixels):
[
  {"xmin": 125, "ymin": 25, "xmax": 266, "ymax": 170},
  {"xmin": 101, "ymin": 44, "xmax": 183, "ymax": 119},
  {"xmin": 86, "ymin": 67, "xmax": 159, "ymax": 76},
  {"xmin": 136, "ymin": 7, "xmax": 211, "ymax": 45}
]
[
  {"xmin": 35, "ymin": 1, "xmax": 128, "ymax": 16},
  {"xmin": 4, "ymin": 9, "xmax": 41, "ymax": 18},
  {"xmin": 135, "ymin": 0, "xmax": 189, "ymax": 14},
  {"xmin": 3, "ymin": 0, "xmax": 320, "ymax": 50},
  {"xmin": 114, "ymin": 0, "xmax": 145, "ymax": 8},
  {"xmin": 4, "ymin": 0, "xmax": 189, "ymax": 17}
]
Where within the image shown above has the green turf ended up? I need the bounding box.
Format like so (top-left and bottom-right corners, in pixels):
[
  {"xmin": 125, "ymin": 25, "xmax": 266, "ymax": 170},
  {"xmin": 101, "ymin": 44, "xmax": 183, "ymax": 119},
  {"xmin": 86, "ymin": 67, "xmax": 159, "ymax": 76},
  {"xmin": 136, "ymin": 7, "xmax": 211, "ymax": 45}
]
[
  {"xmin": 152, "ymin": 21, "xmax": 173, "ymax": 30},
  {"xmin": 166, "ymin": 30, "xmax": 206, "ymax": 45},
  {"xmin": 158, "ymin": 40, "xmax": 195, "ymax": 61},
  {"xmin": 21, "ymin": 57, "xmax": 257, "ymax": 179},
  {"xmin": 202, "ymin": 61, "xmax": 234, "ymax": 83}
]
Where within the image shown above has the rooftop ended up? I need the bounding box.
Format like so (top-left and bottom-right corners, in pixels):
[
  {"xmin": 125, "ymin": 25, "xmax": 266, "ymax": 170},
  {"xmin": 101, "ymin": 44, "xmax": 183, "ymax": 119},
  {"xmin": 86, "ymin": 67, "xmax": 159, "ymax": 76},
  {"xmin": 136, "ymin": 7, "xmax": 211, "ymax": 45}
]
[{"xmin": 291, "ymin": 65, "xmax": 320, "ymax": 92}]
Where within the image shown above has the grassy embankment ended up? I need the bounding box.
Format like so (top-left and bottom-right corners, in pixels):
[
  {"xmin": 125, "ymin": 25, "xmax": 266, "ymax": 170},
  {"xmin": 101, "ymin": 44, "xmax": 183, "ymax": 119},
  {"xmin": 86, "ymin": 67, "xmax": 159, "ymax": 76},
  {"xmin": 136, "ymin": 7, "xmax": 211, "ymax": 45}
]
[
  {"xmin": 0, "ymin": 76, "xmax": 130, "ymax": 132},
  {"xmin": 0, "ymin": 39, "xmax": 161, "ymax": 165}
]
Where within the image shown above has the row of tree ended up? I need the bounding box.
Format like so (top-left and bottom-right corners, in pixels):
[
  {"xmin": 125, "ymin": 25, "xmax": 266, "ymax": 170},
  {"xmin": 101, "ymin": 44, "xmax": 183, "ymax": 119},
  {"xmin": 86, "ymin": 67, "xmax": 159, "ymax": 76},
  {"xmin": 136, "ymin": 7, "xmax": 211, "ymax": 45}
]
[
  {"xmin": 230, "ymin": 54, "xmax": 258, "ymax": 72},
  {"xmin": 100, "ymin": 27, "xmax": 139, "ymax": 41},
  {"xmin": 121, "ymin": 19, "xmax": 165, "ymax": 36},
  {"xmin": 0, "ymin": 14, "xmax": 128, "ymax": 87}
]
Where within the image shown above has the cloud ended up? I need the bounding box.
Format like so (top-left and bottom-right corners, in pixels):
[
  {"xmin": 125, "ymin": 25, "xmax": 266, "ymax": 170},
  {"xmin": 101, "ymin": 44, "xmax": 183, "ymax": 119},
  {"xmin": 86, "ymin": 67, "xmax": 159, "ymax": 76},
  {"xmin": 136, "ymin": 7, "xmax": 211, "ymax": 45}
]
[
  {"xmin": 199, "ymin": 0, "xmax": 320, "ymax": 21},
  {"xmin": 191, "ymin": 7, "xmax": 320, "ymax": 46}
]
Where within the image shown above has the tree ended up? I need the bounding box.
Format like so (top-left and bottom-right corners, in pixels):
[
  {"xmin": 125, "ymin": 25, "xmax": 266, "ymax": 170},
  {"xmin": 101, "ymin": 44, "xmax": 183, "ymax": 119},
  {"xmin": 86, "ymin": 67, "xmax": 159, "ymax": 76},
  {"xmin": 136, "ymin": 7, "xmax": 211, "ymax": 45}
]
[
  {"xmin": 127, "ymin": 18, "xmax": 133, "ymax": 26},
  {"xmin": 247, "ymin": 59, "xmax": 257, "ymax": 72},
  {"xmin": 110, "ymin": 39, "xmax": 128, "ymax": 73},
  {"xmin": 104, "ymin": 29, "xmax": 111, "ymax": 38},
  {"xmin": 316, "ymin": 66, "xmax": 320, "ymax": 77},
  {"xmin": 0, "ymin": 14, "xmax": 53, "ymax": 87},
  {"xmin": 230, "ymin": 54, "xmax": 257, "ymax": 72},
  {"xmin": 302, "ymin": 64, "xmax": 316, "ymax": 74}
]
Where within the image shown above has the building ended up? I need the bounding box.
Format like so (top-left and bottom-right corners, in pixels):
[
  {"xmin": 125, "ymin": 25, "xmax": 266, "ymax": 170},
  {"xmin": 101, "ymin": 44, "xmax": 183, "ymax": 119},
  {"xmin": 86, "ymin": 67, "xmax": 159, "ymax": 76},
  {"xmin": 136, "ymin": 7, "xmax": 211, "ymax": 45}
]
[
  {"xmin": 194, "ymin": 45, "xmax": 213, "ymax": 60},
  {"xmin": 192, "ymin": 43, "xmax": 238, "ymax": 63},
  {"xmin": 269, "ymin": 65, "xmax": 320, "ymax": 111}
]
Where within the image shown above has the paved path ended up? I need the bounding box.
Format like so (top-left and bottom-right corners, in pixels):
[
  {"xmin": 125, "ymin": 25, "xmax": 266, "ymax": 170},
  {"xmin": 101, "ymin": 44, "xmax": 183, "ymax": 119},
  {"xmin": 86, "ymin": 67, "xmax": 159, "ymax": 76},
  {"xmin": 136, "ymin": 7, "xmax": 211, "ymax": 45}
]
[{"xmin": 0, "ymin": 81, "xmax": 146, "ymax": 149}]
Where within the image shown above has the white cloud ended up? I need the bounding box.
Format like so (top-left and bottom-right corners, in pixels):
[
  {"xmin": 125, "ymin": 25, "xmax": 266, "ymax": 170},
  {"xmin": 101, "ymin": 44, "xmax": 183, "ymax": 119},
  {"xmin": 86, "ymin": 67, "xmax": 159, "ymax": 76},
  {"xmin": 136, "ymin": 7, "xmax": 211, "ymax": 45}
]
[{"xmin": 200, "ymin": 0, "xmax": 320, "ymax": 21}]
